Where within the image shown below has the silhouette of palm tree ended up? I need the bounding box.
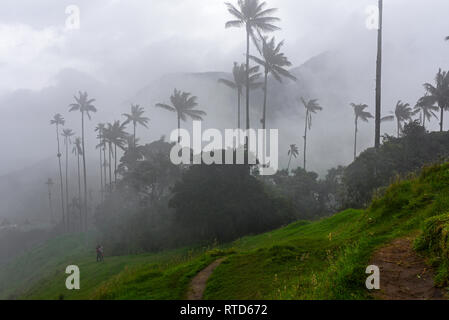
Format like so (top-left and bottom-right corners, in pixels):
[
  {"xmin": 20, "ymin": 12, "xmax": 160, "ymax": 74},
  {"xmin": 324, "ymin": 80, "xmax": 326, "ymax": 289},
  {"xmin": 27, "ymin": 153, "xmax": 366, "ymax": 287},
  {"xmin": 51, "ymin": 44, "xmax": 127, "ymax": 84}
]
[
  {"xmin": 351, "ymin": 104, "xmax": 373, "ymax": 160},
  {"xmin": 102, "ymin": 125, "xmax": 113, "ymax": 190},
  {"xmin": 287, "ymin": 144, "xmax": 299, "ymax": 172},
  {"xmin": 72, "ymin": 137, "xmax": 83, "ymax": 231},
  {"xmin": 45, "ymin": 178, "xmax": 55, "ymax": 224},
  {"xmin": 375, "ymin": 0, "xmax": 384, "ymax": 149},
  {"xmin": 225, "ymin": 0, "xmax": 280, "ymax": 132},
  {"xmin": 122, "ymin": 104, "xmax": 150, "ymax": 147},
  {"xmin": 69, "ymin": 91, "xmax": 97, "ymax": 232},
  {"xmin": 423, "ymin": 69, "xmax": 449, "ymax": 132},
  {"xmin": 156, "ymin": 89, "xmax": 206, "ymax": 142},
  {"xmin": 218, "ymin": 62, "xmax": 262, "ymax": 129},
  {"xmin": 250, "ymin": 36, "xmax": 296, "ymax": 130},
  {"xmin": 300, "ymin": 98, "xmax": 322, "ymax": 170},
  {"xmin": 62, "ymin": 128, "xmax": 75, "ymax": 228},
  {"xmin": 95, "ymin": 123, "xmax": 106, "ymax": 201},
  {"xmin": 68, "ymin": 197, "xmax": 82, "ymax": 233},
  {"xmin": 103, "ymin": 121, "xmax": 128, "ymax": 185},
  {"xmin": 414, "ymin": 94, "xmax": 439, "ymax": 129},
  {"xmin": 394, "ymin": 100, "xmax": 416, "ymax": 137},
  {"xmin": 50, "ymin": 114, "xmax": 66, "ymax": 229}
]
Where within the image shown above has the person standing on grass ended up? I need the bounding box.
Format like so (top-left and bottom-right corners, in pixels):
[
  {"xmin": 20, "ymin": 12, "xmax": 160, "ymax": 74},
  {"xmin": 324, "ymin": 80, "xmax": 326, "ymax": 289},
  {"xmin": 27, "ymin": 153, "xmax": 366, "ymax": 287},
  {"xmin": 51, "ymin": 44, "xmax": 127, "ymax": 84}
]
[{"xmin": 96, "ymin": 244, "xmax": 104, "ymax": 262}]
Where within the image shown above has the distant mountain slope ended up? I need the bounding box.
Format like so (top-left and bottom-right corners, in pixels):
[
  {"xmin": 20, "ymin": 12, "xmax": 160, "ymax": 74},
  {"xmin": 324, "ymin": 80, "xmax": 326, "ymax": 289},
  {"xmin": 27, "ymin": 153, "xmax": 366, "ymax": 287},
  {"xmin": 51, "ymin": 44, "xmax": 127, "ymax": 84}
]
[
  {"xmin": 0, "ymin": 156, "xmax": 99, "ymax": 222},
  {"xmin": 0, "ymin": 51, "xmax": 379, "ymax": 221},
  {"xmin": 132, "ymin": 51, "xmax": 378, "ymax": 174}
]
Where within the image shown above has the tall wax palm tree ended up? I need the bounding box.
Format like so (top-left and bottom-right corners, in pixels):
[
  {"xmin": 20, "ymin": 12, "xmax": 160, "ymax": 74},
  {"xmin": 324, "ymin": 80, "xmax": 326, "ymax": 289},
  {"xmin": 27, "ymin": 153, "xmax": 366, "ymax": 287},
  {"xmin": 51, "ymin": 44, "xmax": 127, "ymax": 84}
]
[
  {"xmin": 68, "ymin": 197, "xmax": 82, "ymax": 233},
  {"xmin": 414, "ymin": 95, "xmax": 439, "ymax": 129},
  {"xmin": 45, "ymin": 178, "xmax": 54, "ymax": 224},
  {"xmin": 156, "ymin": 89, "xmax": 206, "ymax": 142},
  {"xmin": 423, "ymin": 69, "xmax": 449, "ymax": 132},
  {"xmin": 225, "ymin": 0, "xmax": 280, "ymax": 133},
  {"xmin": 69, "ymin": 91, "xmax": 97, "ymax": 232},
  {"xmin": 300, "ymin": 98, "xmax": 323, "ymax": 171},
  {"xmin": 95, "ymin": 123, "xmax": 106, "ymax": 201},
  {"xmin": 103, "ymin": 121, "xmax": 128, "ymax": 185},
  {"xmin": 122, "ymin": 104, "xmax": 150, "ymax": 148},
  {"xmin": 62, "ymin": 128, "xmax": 75, "ymax": 228},
  {"xmin": 103, "ymin": 124, "xmax": 114, "ymax": 190},
  {"xmin": 72, "ymin": 137, "xmax": 83, "ymax": 231},
  {"xmin": 110, "ymin": 121, "xmax": 128, "ymax": 183},
  {"xmin": 375, "ymin": 0, "xmax": 383, "ymax": 148},
  {"xmin": 50, "ymin": 114, "xmax": 66, "ymax": 229},
  {"xmin": 394, "ymin": 100, "xmax": 416, "ymax": 137},
  {"xmin": 351, "ymin": 104, "xmax": 374, "ymax": 160},
  {"xmin": 218, "ymin": 62, "xmax": 262, "ymax": 129},
  {"xmin": 287, "ymin": 144, "xmax": 299, "ymax": 172},
  {"xmin": 249, "ymin": 36, "xmax": 296, "ymax": 130}
]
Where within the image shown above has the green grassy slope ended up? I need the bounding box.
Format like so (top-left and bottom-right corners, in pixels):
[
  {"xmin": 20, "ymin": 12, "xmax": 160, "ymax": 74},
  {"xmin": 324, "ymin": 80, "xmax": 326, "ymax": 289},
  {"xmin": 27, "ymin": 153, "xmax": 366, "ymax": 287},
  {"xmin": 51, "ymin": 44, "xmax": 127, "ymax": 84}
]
[
  {"xmin": 204, "ymin": 164, "xmax": 449, "ymax": 300},
  {"xmin": 3, "ymin": 163, "xmax": 449, "ymax": 300},
  {"xmin": 0, "ymin": 235, "xmax": 214, "ymax": 300}
]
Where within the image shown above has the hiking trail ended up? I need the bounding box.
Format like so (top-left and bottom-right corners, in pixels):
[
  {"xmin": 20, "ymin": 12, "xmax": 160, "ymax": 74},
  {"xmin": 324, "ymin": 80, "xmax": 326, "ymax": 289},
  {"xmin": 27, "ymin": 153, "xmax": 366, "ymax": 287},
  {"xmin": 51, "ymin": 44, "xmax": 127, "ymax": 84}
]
[
  {"xmin": 370, "ymin": 237, "xmax": 445, "ymax": 300},
  {"xmin": 187, "ymin": 258, "xmax": 225, "ymax": 300}
]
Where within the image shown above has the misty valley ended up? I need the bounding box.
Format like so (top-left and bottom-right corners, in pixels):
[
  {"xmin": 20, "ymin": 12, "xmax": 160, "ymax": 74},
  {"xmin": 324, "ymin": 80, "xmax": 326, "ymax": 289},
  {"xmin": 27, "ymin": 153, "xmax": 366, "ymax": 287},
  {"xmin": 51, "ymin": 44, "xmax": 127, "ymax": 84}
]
[{"xmin": 0, "ymin": 0, "xmax": 449, "ymax": 311}]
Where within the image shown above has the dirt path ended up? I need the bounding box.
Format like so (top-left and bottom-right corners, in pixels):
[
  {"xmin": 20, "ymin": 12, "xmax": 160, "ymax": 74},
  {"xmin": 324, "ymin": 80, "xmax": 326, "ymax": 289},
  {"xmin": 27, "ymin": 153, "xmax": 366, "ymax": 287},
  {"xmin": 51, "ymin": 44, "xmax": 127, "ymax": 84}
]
[
  {"xmin": 371, "ymin": 237, "xmax": 445, "ymax": 300},
  {"xmin": 187, "ymin": 258, "xmax": 225, "ymax": 300}
]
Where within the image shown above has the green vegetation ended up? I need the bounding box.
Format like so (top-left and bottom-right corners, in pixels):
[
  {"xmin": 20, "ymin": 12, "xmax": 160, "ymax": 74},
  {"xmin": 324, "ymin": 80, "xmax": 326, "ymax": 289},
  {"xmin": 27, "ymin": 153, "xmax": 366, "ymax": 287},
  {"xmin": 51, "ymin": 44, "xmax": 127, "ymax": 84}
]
[
  {"xmin": 0, "ymin": 233, "xmax": 216, "ymax": 300},
  {"xmin": 0, "ymin": 234, "xmax": 88, "ymax": 299},
  {"xmin": 3, "ymin": 163, "xmax": 449, "ymax": 300},
  {"xmin": 415, "ymin": 213, "xmax": 449, "ymax": 287},
  {"xmin": 205, "ymin": 163, "xmax": 449, "ymax": 299}
]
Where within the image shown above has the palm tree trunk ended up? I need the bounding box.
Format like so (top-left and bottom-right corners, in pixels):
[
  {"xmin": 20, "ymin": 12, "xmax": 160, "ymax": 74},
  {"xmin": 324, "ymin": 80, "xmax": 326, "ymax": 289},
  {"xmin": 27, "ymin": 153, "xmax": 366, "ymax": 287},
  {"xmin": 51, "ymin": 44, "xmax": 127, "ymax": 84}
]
[
  {"xmin": 245, "ymin": 24, "xmax": 250, "ymax": 132},
  {"xmin": 397, "ymin": 119, "xmax": 400, "ymax": 138},
  {"xmin": 108, "ymin": 142, "xmax": 112, "ymax": 191},
  {"xmin": 114, "ymin": 143, "xmax": 117, "ymax": 184},
  {"xmin": 304, "ymin": 110, "xmax": 308, "ymax": 170},
  {"xmin": 287, "ymin": 153, "xmax": 292, "ymax": 172},
  {"xmin": 440, "ymin": 107, "xmax": 444, "ymax": 132},
  {"xmin": 375, "ymin": 0, "xmax": 383, "ymax": 148},
  {"xmin": 262, "ymin": 68, "xmax": 268, "ymax": 130},
  {"xmin": 77, "ymin": 152, "xmax": 82, "ymax": 232},
  {"xmin": 245, "ymin": 24, "xmax": 251, "ymax": 163},
  {"xmin": 81, "ymin": 111, "xmax": 88, "ymax": 232},
  {"xmin": 103, "ymin": 139, "xmax": 107, "ymax": 195},
  {"xmin": 65, "ymin": 137, "xmax": 70, "ymax": 230},
  {"xmin": 133, "ymin": 122, "xmax": 137, "ymax": 149},
  {"xmin": 48, "ymin": 187, "xmax": 54, "ymax": 224},
  {"xmin": 237, "ymin": 88, "xmax": 241, "ymax": 129},
  {"xmin": 354, "ymin": 117, "xmax": 358, "ymax": 161},
  {"xmin": 177, "ymin": 114, "xmax": 181, "ymax": 143},
  {"xmin": 261, "ymin": 67, "xmax": 269, "ymax": 167},
  {"xmin": 423, "ymin": 111, "xmax": 426, "ymax": 129},
  {"xmin": 99, "ymin": 139, "xmax": 103, "ymax": 203},
  {"xmin": 56, "ymin": 124, "xmax": 66, "ymax": 231}
]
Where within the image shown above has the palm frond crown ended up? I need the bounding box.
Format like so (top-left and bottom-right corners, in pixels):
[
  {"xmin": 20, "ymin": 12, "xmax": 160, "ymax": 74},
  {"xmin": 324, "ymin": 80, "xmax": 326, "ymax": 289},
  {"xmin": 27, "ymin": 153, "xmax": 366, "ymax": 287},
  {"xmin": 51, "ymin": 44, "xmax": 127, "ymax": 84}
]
[
  {"xmin": 225, "ymin": 0, "xmax": 280, "ymax": 44},
  {"xmin": 156, "ymin": 89, "xmax": 207, "ymax": 122},
  {"xmin": 69, "ymin": 91, "xmax": 97, "ymax": 119}
]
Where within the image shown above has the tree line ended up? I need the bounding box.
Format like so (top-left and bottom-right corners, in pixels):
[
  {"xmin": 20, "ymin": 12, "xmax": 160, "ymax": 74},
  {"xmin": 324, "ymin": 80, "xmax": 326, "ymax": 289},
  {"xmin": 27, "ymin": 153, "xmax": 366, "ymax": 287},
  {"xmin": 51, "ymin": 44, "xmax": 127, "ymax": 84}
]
[{"xmin": 44, "ymin": 0, "xmax": 449, "ymax": 239}]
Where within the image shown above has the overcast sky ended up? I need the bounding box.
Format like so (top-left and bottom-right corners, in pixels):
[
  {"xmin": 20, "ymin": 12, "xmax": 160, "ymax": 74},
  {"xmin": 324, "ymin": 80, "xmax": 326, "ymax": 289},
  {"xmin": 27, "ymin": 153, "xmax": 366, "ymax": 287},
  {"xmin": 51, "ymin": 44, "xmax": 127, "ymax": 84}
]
[
  {"xmin": 0, "ymin": 0, "xmax": 448, "ymax": 175},
  {"xmin": 0, "ymin": 0, "xmax": 445, "ymax": 92}
]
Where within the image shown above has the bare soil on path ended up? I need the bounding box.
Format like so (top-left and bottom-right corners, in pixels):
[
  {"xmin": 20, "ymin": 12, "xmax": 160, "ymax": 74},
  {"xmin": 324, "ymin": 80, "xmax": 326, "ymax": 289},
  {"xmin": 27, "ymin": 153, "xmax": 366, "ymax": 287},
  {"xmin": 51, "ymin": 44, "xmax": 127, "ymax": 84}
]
[
  {"xmin": 371, "ymin": 237, "xmax": 445, "ymax": 300},
  {"xmin": 187, "ymin": 258, "xmax": 225, "ymax": 300}
]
